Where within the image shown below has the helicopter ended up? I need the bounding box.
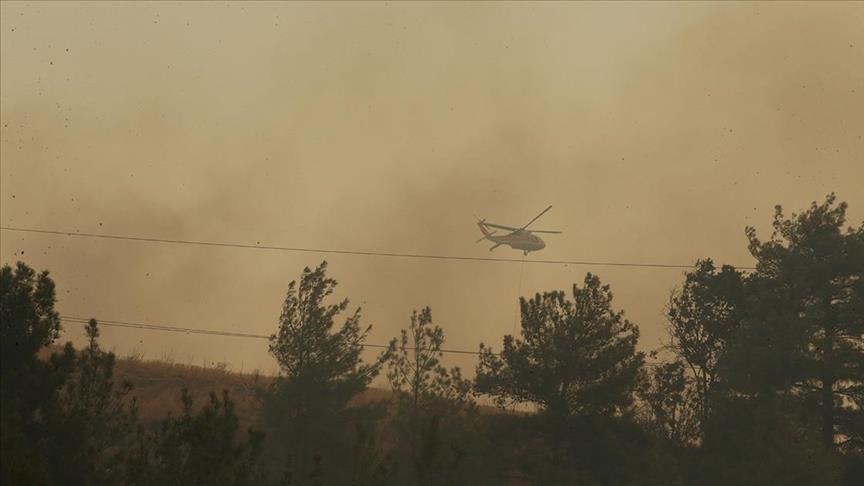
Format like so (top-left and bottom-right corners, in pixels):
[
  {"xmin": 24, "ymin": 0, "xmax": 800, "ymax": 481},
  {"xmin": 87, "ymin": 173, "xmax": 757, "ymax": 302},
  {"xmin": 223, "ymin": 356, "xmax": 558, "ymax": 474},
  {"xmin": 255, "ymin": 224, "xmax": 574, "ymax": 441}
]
[{"xmin": 475, "ymin": 205, "xmax": 561, "ymax": 256}]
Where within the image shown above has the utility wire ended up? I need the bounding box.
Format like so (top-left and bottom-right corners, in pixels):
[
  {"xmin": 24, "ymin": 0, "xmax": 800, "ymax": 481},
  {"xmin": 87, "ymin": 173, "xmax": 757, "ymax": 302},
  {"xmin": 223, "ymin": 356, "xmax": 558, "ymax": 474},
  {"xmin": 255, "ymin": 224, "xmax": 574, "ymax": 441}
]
[
  {"xmin": 60, "ymin": 315, "xmax": 664, "ymax": 367},
  {"xmin": 59, "ymin": 315, "xmax": 486, "ymax": 356},
  {"xmin": 1, "ymin": 226, "xmax": 756, "ymax": 270}
]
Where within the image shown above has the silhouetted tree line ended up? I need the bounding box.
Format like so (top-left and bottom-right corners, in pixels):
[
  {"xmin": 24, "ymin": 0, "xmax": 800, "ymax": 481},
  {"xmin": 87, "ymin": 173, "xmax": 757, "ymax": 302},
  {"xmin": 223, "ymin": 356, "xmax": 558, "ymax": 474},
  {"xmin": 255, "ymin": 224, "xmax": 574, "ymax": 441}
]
[{"xmin": 1, "ymin": 194, "xmax": 861, "ymax": 485}]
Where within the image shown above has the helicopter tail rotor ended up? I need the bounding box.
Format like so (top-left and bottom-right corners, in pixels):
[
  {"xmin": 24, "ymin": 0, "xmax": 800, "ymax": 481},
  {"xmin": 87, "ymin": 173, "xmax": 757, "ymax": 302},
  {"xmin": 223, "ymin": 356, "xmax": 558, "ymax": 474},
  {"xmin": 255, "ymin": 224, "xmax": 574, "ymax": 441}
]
[
  {"xmin": 475, "ymin": 217, "xmax": 497, "ymax": 243},
  {"xmin": 475, "ymin": 229, "xmax": 497, "ymax": 243}
]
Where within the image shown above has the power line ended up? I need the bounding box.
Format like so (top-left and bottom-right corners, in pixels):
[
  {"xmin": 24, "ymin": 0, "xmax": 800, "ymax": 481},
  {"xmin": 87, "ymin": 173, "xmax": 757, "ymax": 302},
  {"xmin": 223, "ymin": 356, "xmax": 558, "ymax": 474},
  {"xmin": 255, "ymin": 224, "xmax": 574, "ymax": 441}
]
[
  {"xmin": 1, "ymin": 226, "xmax": 755, "ymax": 270},
  {"xmin": 59, "ymin": 315, "xmax": 665, "ymax": 367},
  {"xmin": 59, "ymin": 315, "xmax": 486, "ymax": 356}
]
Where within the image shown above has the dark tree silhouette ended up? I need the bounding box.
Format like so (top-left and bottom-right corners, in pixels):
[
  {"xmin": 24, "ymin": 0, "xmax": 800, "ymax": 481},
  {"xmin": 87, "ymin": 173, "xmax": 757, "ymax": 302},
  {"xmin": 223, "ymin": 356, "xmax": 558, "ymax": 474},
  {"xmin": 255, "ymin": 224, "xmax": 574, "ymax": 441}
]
[
  {"xmin": 475, "ymin": 274, "xmax": 649, "ymax": 483},
  {"xmin": 637, "ymin": 357, "xmax": 700, "ymax": 446},
  {"xmin": 666, "ymin": 259, "xmax": 745, "ymax": 423},
  {"xmin": 384, "ymin": 307, "xmax": 474, "ymax": 417},
  {"xmin": 0, "ymin": 261, "xmax": 62, "ymax": 373},
  {"xmin": 740, "ymin": 194, "xmax": 863, "ymax": 451},
  {"xmin": 663, "ymin": 195, "xmax": 862, "ymax": 483},
  {"xmin": 261, "ymin": 261, "xmax": 381, "ymax": 484},
  {"xmin": 268, "ymin": 262, "xmax": 376, "ymax": 386},
  {"xmin": 41, "ymin": 319, "xmax": 138, "ymax": 484},
  {"xmin": 382, "ymin": 307, "xmax": 474, "ymax": 485},
  {"xmin": 0, "ymin": 262, "xmax": 75, "ymax": 484},
  {"xmin": 697, "ymin": 394, "xmax": 842, "ymax": 486},
  {"xmin": 476, "ymin": 273, "xmax": 644, "ymax": 417},
  {"xmin": 127, "ymin": 389, "xmax": 264, "ymax": 485}
]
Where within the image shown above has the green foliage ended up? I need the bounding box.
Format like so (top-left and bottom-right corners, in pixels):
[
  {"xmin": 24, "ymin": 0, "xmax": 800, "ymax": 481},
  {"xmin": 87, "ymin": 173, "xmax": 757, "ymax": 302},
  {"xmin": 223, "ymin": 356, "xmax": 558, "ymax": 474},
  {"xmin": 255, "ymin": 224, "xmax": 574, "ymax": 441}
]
[
  {"xmin": 268, "ymin": 261, "xmax": 376, "ymax": 386},
  {"xmin": 260, "ymin": 261, "xmax": 381, "ymax": 484},
  {"xmin": 127, "ymin": 388, "xmax": 264, "ymax": 485},
  {"xmin": 40, "ymin": 319, "xmax": 138, "ymax": 484},
  {"xmin": 697, "ymin": 395, "xmax": 843, "ymax": 486},
  {"xmin": 1, "ymin": 261, "xmax": 61, "ymax": 370},
  {"xmin": 663, "ymin": 195, "xmax": 862, "ymax": 482},
  {"xmin": 382, "ymin": 307, "xmax": 475, "ymax": 485},
  {"xmin": 637, "ymin": 358, "xmax": 700, "ymax": 446},
  {"xmin": 2, "ymin": 262, "xmax": 265, "ymax": 485},
  {"xmin": 348, "ymin": 420, "xmax": 395, "ymax": 486},
  {"xmin": 474, "ymin": 413, "xmax": 685, "ymax": 486},
  {"xmin": 666, "ymin": 259, "xmax": 745, "ymax": 416},
  {"xmin": 739, "ymin": 194, "xmax": 864, "ymax": 450},
  {"xmin": 0, "ymin": 262, "xmax": 76, "ymax": 484},
  {"xmin": 553, "ymin": 415, "xmax": 686, "ymax": 486},
  {"xmin": 476, "ymin": 273, "xmax": 644, "ymax": 417},
  {"xmin": 384, "ymin": 307, "xmax": 474, "ymax": 415}
]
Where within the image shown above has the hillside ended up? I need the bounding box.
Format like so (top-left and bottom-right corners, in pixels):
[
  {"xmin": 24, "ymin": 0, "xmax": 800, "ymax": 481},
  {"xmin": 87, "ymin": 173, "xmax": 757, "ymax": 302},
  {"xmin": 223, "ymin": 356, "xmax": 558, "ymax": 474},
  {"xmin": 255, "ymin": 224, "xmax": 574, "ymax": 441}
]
[{"xmin": 114, "ymin": 357, "xmax": 393, "ymax": 432}]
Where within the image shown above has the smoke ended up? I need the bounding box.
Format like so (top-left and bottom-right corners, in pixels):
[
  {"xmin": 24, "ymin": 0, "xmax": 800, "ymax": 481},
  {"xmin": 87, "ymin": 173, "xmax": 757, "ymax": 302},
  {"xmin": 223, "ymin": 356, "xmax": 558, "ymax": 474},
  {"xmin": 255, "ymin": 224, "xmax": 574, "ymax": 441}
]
[{"xmin": 2, "ymin": 2, "xmax": 862, "ymax": 378}]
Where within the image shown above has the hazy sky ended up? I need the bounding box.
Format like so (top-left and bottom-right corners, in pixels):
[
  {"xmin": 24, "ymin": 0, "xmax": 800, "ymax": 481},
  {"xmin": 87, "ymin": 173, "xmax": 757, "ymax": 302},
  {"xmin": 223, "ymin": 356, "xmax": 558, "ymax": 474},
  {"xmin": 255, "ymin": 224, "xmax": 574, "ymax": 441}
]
[{"xmin": 2, "ymin": 2, "xmax": 863, "ymax": 381}]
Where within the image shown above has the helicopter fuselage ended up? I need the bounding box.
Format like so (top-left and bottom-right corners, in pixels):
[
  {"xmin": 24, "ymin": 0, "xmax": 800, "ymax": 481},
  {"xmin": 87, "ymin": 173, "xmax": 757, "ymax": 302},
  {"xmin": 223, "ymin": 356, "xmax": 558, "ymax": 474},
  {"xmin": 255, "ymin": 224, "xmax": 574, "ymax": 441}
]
[
  {"xmin": 478, "ymin": 224, "xmax": 546, "ymax": 254},
  {"xmin": 475, "ymin": 206, "xmax": 559, "ymax": 255}
]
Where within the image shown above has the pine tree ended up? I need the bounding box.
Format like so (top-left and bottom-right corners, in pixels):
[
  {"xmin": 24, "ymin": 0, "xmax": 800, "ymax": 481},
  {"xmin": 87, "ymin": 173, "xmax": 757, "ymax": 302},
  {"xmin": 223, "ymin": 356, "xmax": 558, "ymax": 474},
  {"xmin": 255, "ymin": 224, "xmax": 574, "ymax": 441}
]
[
  {"xmin": 637, "ymin": 358, "xmax": 700, "ymax": 446},
  {"xmin": 740, "ymin": 194, "xmax": 863, "ymax": 451},
  {"xmin": 666, "ymin": 259, "xmax": 745, "ymax": 421},
  {"xmin": 261, "ymin": 261, "xmax": 380, "ymax": 484},
  {"xmin": 382, "ymin": 307, "xmax": 474, "ymax": 485},
  {"xmin": 476, "ymin": 273, "xmax": 644, "ymax": 417},
  {"xmin": 0, "ymin": 262, "xmax": 75, "ymax": 484},
  {"xmin": 42, "ymin": 319, "xmax": 138, "ymax": 484},
  {"xmin": 127, "ymin": 388, "xmax": 264, "ymax": 485}
]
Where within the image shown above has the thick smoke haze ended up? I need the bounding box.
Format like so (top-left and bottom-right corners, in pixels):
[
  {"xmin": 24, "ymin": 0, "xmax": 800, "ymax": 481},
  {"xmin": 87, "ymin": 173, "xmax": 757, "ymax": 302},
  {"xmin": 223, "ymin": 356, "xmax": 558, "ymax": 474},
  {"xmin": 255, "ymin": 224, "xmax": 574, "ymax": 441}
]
[{"xmin": 2, "ymin": 2, "xmax": 863, "ymax": 380}]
